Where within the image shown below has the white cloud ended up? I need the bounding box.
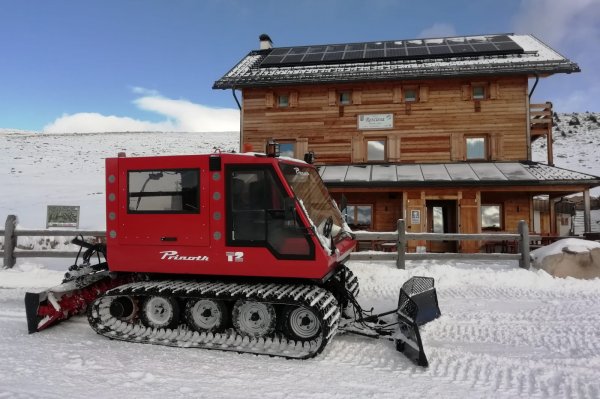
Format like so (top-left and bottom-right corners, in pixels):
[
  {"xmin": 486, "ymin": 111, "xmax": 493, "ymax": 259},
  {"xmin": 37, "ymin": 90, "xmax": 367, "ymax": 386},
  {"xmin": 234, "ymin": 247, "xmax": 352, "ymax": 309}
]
[
  {"xmin": 512, "ymin": 0, "xmax": 600, "ymax": 45},
  {"xmin": 43, "ymin": 91, "xmax": 240, "ymax": 133},
  {"xmin": 512, "ymin": 0, "xmax": 600, "ymax": 112},
  {"xmin": 417, "ymin": 23, "xmax": 457, "ymax": 39}
]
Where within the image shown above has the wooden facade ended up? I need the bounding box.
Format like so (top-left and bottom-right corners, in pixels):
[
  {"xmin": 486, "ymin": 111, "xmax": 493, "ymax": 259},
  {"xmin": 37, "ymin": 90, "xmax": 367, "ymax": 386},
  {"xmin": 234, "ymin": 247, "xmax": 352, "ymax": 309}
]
[
  {"xmin": 214, "ymin": 34, "xmax": 597, "ymax": 252},
  {"xmin": 241, "ymin": 77, "xmax": 529, "ymax": 164}
]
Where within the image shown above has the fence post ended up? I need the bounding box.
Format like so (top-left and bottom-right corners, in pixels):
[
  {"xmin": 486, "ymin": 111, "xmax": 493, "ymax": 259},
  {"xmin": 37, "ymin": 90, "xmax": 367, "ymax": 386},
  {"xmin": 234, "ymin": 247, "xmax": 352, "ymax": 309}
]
[
  {"xmin": 3, "ymin": 215, "xmax": 17, "ymax": 269},
  {"xmin": 518, "ymin": 220, "xmax": 530, "ymax": 269},
  {"xmin": 396, "ymin": 219, "xmax": 406, "ymax": 269}
]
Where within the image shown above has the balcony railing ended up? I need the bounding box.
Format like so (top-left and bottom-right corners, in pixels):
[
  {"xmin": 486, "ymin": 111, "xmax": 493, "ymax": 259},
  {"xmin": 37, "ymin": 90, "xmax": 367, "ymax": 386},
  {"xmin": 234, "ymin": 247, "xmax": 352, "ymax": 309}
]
[{"xmin": 530, "ymin": 101, "xmax": 554, "ymax": 165}]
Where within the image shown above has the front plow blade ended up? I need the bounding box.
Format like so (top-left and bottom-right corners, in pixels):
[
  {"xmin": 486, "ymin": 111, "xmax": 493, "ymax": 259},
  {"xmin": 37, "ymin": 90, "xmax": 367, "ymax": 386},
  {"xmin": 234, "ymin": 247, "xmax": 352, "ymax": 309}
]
[
  {"xmin": 395, "ymin": 276, "xmax": 441, "ymax": 367},
  {"xmin": 25, "ymin": 271, "xmax": 124, "ymax": 333}
]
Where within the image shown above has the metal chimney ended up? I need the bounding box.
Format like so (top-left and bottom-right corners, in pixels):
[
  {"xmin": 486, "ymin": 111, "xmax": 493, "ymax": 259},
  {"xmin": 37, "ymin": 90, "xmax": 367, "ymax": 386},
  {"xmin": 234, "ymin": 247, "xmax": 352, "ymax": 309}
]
[{"xmin": 259, "ymin": 34, "xmax": 273, "ymax": 50}]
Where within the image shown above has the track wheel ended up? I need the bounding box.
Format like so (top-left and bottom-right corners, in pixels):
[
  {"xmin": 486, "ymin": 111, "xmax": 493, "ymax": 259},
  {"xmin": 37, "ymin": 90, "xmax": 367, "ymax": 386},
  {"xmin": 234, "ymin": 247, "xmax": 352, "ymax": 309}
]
[
  {"xmin": 284, "ymin": 306, "xmax": 321, "ymax": 341},
  {"xmin": 109, "ymin": 296, "xmax": 137, "ymax": 321},
  {"xmin": 141, "ymin": 296, "xmax": 180, "ymax": 329},
  {"xmin": 185, "ymin": 299, "xmax": 228, "ymax": 332},
  {"xmin": 232, "ymin": 300, "xmax": 275, "ymax": 338}
]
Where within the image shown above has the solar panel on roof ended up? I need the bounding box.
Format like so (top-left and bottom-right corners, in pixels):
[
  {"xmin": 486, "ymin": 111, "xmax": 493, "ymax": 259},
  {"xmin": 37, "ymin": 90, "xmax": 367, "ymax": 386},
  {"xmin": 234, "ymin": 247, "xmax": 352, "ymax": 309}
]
[
  {"xmin": 427, "ymin": 45, "xmax": 451, "ymax": 55},
  {"xmin": 346, "ymin": 43, "xmax": 365, "ymax": 51},
  {"xmin": 489, "ymin": 35, "xmax": 512, "ymax": 42},
  {"xmin": 495, "ymin": 41, "xmax": 522, "ymax": 51},
  {"xmin": 343, "ymin": 50, "xmax": 364, "ymax": 59},
  {"xmin": 259, "ymin": 34, "xmax": 523, "ymax": 67},
  {"xmin": 303, "ymin": 53, "xmax": 324, "ymax": 62},
  {"xmin": 364, "ymin": 49, "xmax": 385, "ymax": 58},
  {"xmin": 385, "ymin": 41, "xmax": 404, "ymax": 48},
  {"xmin": 327, "ymin": 45, "xmax": 345, "ymax": 52},
  {"xmin": 450, "ymin": 44, "xmax": 473, "ymax": 53},
  {"xmin": 268, "ymin": 48, "xmax": 289, "ymax": 56},
  {"xmin": 386, "ymin": 48, "xmax": 406, "ymax": 57},
  {"xmin": 366, "ymin": 42, "xmax": 384, "ymax": 49},
  {"xmin": 471, "ymin": 43, "xmax": 497, "ymax": 52},
  {"xmin": 307, "ymin": 46, "xmax": 327, "ymax": 53},
  {"xmin": 322, "ymin": 52, "xmax": 344, "ymax": 61},
  {"xmin": 283, "ymin": 54, "xmax": 305, "ymax": 63},
  {"xmin": 406, "ymin": 46, "xmax": 429, "ymax": 56}
]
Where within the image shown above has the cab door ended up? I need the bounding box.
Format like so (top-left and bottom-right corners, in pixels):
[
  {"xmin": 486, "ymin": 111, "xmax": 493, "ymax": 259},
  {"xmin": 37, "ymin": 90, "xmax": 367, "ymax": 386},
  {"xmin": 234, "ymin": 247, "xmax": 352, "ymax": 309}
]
[{"xmin": 118, "ymin": 156, "xmax": 209, "ymax": 248}]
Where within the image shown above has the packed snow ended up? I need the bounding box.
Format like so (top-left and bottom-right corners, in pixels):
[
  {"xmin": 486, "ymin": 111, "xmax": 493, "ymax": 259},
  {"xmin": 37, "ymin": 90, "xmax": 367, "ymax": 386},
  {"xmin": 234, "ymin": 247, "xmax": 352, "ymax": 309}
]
[{"xmin": 1, "ymin": 128, "xmax": 600, "ymax": 398}]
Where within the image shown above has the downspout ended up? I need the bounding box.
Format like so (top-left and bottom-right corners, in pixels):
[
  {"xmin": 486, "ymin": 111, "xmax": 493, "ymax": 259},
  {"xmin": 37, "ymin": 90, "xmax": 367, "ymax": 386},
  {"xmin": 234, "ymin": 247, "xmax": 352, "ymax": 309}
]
[
  {"xmin": 232, "ymin": 88, "xmax": 242, "ymax": 153},
  {"xmin": 526, "ymin": 73, "xmax": 539, "ymax": 162}
]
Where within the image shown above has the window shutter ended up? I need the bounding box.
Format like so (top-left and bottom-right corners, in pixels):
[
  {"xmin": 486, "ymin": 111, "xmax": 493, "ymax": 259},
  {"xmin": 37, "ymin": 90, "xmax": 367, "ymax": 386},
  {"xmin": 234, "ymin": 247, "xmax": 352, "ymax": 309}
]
[
  {"xmin": 328, "ymin": 89, "xmax": 336, "ymax": 106},
  {"xmin": 393, "ymin": 86, "xmax": 403, "ymax": 103},
  {"xmin": 352, "ymin": 89, "xmax": 362, "ymax": 105},
  {"xmin": 489, "ymin": 82, "xmax": 499, "ymax": 100},
  {"xmin": 265, "ymin": 92, "xmax": 274, "ymax": 108},
  {"xmin": 461, "ymin": 85, "xmax": 471, "ymax": 100},
  {"xmin": 419, "ymin": 86, "xmax": 429, "ymax": 102},
  {"xmin": 290, "ymin": 91, "xmax": 298, "ymax": 107}
]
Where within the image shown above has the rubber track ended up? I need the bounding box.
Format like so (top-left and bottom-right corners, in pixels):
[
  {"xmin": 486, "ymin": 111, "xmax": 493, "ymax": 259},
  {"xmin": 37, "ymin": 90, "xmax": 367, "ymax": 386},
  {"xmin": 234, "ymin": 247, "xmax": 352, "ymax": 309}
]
[{"xmin": 87, "ymin": 280, "xmax": 341, "ymax": 359}]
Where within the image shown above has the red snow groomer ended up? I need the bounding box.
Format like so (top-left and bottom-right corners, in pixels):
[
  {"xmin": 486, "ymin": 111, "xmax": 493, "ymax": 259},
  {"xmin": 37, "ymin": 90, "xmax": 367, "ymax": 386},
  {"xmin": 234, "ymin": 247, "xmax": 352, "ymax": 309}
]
[{"xmin": 25, "ymin": 145, "xmax": 441, "ymax": 366}]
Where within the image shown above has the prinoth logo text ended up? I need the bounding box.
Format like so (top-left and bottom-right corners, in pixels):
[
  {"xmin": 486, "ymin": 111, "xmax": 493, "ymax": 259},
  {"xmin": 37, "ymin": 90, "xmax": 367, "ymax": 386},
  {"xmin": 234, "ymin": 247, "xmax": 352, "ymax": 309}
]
[{"xmin": 160, "ymin": 250, "xmax": 209, "ymax": 261}]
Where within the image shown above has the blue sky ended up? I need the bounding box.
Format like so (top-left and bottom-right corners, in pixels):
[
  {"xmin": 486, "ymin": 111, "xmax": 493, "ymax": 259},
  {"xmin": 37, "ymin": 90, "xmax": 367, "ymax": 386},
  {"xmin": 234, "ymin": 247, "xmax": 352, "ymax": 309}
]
[{"xmin": 1, "ymin": 0, "xmax": 599, "ymax": 132}]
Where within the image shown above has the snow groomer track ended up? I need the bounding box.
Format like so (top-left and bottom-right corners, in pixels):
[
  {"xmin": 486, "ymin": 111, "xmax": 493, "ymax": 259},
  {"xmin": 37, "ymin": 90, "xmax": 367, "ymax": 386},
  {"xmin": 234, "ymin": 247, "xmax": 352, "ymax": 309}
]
[{"xmin": 88, "ymin": 280, "xmax": 341, "ymax": 359}]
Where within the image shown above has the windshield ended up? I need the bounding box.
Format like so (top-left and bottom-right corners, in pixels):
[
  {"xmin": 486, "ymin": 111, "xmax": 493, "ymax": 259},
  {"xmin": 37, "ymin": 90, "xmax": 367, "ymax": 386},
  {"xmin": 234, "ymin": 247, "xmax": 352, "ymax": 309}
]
[{"xmin": 279, "ymin": 162, "xmax": 346, "ymax": 240}]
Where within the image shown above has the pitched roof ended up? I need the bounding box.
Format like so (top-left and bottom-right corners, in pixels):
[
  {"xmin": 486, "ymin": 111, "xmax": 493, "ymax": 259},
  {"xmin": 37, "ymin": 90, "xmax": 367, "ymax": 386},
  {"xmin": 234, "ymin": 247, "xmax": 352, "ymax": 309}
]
[
  {"xmin": 213, "ymin": 34, "xmax": 580, "ymax": 89},
  {"xmin": 318, "ymin": 162, "xmax": 600, "ymax": 188}
]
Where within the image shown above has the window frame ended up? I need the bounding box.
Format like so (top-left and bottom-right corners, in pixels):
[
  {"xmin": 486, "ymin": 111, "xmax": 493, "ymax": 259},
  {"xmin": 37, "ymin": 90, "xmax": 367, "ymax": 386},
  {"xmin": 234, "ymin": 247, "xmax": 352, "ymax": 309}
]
[
  {"xmin": 345, "ymin": 204, "xmax": 373, "ymax": 230},
  {"xmin": 127, "ymin": 168, "xmax": 200, "ymax": 214},
  {"xmin": 276, "ymin": 140, "xmax": 296, "ymax": 159},
  {"xmin": 365, "ymin": 137, "xmax": 387, "ymax": 163},
  {"xmin": 338, "ymin": 90, "xmax": 352, "ymax": 105},
  {"xmin": 465, "ymin": 135, "xmax": 489, "ymax": 161},
  {"xmin": 481, "ymin": 204, "xmax": 503, "ymax": 230},
  {"xmin": 403, "ymin": 87, "xmax": 419, "ymax": 103},
  {"xmin": 277, "ymin": 93, "xmax": 289, "ymax": 108},
  {"xmin": 472, "ymin": 84, "xmax": 487, "ymax": 100},
  {"xmin": 225, "ymin": 165, "xmax": 315, "ymax": 260}
]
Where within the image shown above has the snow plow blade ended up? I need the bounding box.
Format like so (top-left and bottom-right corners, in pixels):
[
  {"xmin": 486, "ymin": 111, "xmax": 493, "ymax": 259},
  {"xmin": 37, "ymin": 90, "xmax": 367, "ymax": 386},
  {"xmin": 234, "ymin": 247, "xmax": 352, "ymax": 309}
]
[
  {"xmin": 24, "ymin": 269, "xmax": 117, "ymax": 333},
  {"xmin": 394, "ymin": 276, "xmax": 441, "ymax": 367}
]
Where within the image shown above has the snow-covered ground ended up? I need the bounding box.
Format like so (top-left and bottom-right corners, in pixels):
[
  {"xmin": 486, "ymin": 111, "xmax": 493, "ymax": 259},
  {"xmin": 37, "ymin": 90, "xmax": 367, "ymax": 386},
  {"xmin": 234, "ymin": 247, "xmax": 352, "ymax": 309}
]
[
  {"xmin": 1, "ymin": 259, "xmax": 599, "ymax": 398},
  {"xmin": 1, "ymin": 126, "xmax": 600, "ymax": 397}
]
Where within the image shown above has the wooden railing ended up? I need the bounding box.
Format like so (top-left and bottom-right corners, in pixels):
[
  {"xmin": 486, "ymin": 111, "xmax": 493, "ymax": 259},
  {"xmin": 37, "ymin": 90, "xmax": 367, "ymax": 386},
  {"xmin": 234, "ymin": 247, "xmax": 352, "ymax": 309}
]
[
  {"xmin": 530, "ymin": 101, "xmax": 554, "ymax": 165},
  {"xmin": 1, "ymin": 215, "xmax": 104, "ymax": 268},
  {"xmin": 350, "ymin": 219, "xmax": 537, "ymax": 269},
  {"xmin": 2, "ymin": 215, "xmax": 536, "ymax": 270}
]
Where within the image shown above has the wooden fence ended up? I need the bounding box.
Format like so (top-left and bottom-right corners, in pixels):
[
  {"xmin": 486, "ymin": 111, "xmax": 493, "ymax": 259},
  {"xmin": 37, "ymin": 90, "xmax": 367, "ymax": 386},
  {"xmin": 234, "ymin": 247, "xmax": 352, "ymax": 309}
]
[
  {"xmin": 350, "ymin": 219, "xmax": 535, "ymax": 269},
  {"xmin": 2, "ymin": 214, "xmax": 535, "ymax": 269}
]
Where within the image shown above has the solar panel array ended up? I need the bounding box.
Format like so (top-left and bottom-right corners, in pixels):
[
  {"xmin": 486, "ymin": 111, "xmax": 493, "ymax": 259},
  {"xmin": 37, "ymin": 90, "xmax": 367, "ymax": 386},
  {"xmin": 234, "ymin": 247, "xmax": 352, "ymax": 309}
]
[{"xmin": 260, "ymin": 35, "xmax": 523, "ymax": 68}]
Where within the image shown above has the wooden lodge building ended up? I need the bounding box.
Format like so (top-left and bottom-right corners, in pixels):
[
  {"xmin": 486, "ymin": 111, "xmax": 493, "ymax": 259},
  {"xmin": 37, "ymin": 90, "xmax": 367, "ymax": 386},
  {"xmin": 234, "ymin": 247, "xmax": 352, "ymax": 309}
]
[{"xmin": 214, "ymin": 33, "xmax": 600, "ymax": 252}]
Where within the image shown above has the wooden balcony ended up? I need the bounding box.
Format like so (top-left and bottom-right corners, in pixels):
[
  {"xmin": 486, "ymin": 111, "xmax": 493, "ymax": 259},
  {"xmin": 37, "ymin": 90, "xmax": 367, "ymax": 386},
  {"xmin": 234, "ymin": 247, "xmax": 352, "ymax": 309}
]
[{"xmin": 530, "ymin": 102, "xmax": 554, "ymax": 165}]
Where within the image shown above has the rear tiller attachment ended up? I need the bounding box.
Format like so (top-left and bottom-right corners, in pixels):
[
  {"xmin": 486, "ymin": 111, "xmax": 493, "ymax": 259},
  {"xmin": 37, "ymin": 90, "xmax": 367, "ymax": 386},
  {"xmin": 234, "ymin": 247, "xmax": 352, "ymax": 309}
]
[
  {"xmin": 340, "ymin": 276, "xmax": 441, "ymax": 367},
  {"xmin": 24, "ymin": 237, "xmax": 126, "ymax": 333}
]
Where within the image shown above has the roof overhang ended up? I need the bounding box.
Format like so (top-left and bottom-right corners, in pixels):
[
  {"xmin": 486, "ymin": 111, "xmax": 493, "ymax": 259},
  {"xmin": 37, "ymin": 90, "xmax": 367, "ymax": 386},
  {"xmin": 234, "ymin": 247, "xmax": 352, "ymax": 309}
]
[{"xmin": 318, "ymin": 162, "xmax": 600, "ymax": 189}]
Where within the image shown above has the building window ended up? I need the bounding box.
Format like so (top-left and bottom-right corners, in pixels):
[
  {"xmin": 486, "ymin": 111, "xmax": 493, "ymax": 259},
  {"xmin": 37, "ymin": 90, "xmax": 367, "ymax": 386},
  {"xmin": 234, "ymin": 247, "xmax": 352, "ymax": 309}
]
[
  {"xmin": 472, "ymin": 85, "xmax": 486, "ymax": 100},
  {"xmin": 278, "ymin": 94, "xmax": 289, "ymax": 108},
  {"xmin": 345, "ymin": 204, "xmax": 372, "ymax": 229},
  {"xmin": 338, "ymin": 91, "xmax": 352, "ymax": 105},
  {"xmin": 366, "ymin": 138, "xmax": 386, "ymax": 162},
  {"xmin": 465, "ymin": 136, "xmax": 487, "ymax": 160},
  {"xmin": 481, "ymin": 205, "xmax": 502, "ymax": 230},
  {"xmin": 278, "ymin": 142, "xmax": 295, "ymax": 158},
  {"xmin": 404, "ymin": 88, "xmax": 418, "ymax": 102}
]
